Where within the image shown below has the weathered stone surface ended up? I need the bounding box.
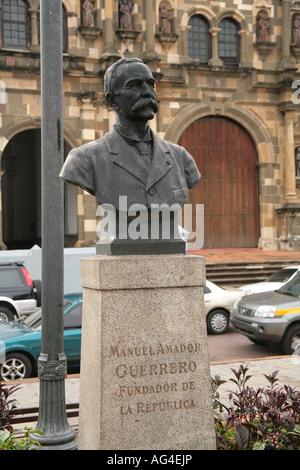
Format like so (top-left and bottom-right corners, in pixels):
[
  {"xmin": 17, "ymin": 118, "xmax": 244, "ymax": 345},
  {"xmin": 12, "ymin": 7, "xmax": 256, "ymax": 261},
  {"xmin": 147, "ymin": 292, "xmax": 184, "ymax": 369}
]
[{"xmin": 78, "ymin": 254, "xmax": 216, "ymax": 450}]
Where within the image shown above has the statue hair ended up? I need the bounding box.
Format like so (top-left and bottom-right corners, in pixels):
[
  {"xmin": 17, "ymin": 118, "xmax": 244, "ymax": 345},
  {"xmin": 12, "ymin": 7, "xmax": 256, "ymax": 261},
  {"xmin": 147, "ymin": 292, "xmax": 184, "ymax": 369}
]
[{"xmin": 104, "ymin": 57, "xmax": 145, "ymax": 96}]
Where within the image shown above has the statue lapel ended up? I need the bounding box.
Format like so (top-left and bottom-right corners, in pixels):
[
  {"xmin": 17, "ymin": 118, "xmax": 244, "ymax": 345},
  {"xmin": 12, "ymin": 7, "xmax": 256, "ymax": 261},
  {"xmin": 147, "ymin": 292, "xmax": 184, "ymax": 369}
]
[
  {"xmin": 146, "ymin": 133, "xmax": 173, "ymax": 190},
  {"xmin": 104, "ymin": 128, "xmax": 149, "ymax": 185}
]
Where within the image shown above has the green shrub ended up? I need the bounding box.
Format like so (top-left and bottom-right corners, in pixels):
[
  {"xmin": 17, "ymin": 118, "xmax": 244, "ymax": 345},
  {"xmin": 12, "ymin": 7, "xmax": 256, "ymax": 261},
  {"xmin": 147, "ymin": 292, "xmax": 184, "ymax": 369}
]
[
  {"xmin": 0, "ymin": 427, "xmax": 44, "ymax": 450},
  {"xmin": 0, "ymin": 381, "xmax": 20, "ymax": 431},
  {"xmin": 1, "ymin": 380, "xmax": 44, "ymax": 450},
  {"xmin": 212, "ymin": 364, "xmax": 300, "ymax": 450}
]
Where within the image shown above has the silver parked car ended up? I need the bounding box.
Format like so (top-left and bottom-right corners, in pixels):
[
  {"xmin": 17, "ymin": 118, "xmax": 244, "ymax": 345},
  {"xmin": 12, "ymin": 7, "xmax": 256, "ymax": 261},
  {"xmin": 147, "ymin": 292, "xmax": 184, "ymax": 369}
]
[
  {"xmin": 240, "ymin": 266, "xmax": 300, "ymax": 295},
  {"xmin": 205, "ymin": 280, "xmax": 244, "ymax": 335},
  {"xmin": 231, "ymin": 273, "xmax": 300, "ymax": 354}
]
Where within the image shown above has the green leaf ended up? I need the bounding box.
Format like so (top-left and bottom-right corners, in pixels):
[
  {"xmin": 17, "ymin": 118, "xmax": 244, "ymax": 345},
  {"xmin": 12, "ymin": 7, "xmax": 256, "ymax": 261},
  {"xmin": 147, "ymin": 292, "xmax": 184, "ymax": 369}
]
[
  {"xmin": 294, "ymin": 424, "xmax": 300, "ymax": 434},
  {"xmin": 0, "ymin": 431, "xmax": 11, "ymax": 445},
  {"xmin": 253, "ymin": 441, "xmax": 266, "ymax": 450},
  {"xmin": 234, "ymin": 420, "xmax": 249, "ymax": 450}
]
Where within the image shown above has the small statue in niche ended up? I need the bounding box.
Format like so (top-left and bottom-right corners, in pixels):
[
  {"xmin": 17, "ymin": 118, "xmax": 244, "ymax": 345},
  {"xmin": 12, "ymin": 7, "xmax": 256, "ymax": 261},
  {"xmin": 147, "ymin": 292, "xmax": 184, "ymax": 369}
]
[
  {"xmin": 292, "ymin": 15, "xmax": 300, "ymax": 46},
  {"xmin": 82, "ymin": 0, "xmax": 95, "ymax": 27},
  {"xmin": 159, "ymin": 3, "xmax": 172, "ymax": 34},
  {"xmin": 296, "ymin": 147, "xmax": 300, "ymax": 176},
  {"xmin": 119, "ymin": 0, "xmax": 133, "ymax": 31},
  {"xmin": 257, "ymin": 11, "xmax": 269, "ymax": 42}
]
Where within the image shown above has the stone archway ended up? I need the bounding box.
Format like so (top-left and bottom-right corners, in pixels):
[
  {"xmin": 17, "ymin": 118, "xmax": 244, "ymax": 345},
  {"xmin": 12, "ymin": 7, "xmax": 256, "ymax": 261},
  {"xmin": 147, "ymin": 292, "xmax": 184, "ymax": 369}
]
[
  {"xmin": 164, "ymin": 102, "xmax": 277, "ymax": 249},
  {"xmin": 1, "ymin": 128, "xmax": 77, "ymax": 249}
]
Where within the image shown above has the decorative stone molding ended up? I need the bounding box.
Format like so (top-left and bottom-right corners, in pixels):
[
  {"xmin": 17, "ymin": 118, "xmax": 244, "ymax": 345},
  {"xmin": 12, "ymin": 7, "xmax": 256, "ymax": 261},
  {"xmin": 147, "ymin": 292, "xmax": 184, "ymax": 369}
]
[
  {"xmin": 155, "ymin": 32, "xmax": 179, "ymax": 52},
  {"xmin": 253, "ymin": 41, "xmax": 277, "ymax": 61},
  {"xmin": 78, "ymin": 25, "xmax": 102, "ymax": 42},
  {"xmin": 115, "ymin": 29, "xmax": 141, "ymax": 51},
  {"xmin": 115, "ymin": 29, "xmax": 140, "ymax": 41},
  {"xmin": 291, "ymin": 44, "xmax": 300, "ymax": 61},
  {"xmin": 78, "ymin": 90, "xmax": 96, "ymax": 104}
]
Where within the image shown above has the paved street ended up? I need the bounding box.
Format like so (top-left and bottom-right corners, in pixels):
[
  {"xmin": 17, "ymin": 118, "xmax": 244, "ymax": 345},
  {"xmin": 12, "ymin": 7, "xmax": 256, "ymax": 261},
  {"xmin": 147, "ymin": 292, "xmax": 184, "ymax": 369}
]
[{"xmin": 208, "ymin": 325, "xmax": 283, "ymax": 362}]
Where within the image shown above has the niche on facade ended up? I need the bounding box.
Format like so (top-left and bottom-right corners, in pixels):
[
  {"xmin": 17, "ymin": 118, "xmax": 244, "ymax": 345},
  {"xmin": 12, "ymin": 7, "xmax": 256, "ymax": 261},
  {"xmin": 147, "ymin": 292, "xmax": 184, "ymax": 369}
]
[
  {"xmin": 116, "ymin": 1, "xmax": 140, "ymax": 49},
  {"xmin": 291, "ymin": 13, "xmax": 300, "ymax": 60},
  {"xmin": 78, "ymin": 0, "xmax": 102, "ymax": 42},
  {"xmin": 253, "ymin": 9, "xmax": 277, "ymax": 61},
  {"xmin": 155, "ymin": 2, "xmax": 178, "ymax": 51}
]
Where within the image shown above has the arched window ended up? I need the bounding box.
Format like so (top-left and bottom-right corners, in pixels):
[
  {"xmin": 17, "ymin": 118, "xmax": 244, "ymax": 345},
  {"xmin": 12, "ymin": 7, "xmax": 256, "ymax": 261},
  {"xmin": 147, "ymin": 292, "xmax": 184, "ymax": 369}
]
[
  {"xmin": 187, "ymin": 15, "xmax": 211, "ymax": 64},
  {"xmin": 2, "ymin": 0, "xmax": 31, "ymax": 50},
  {"xmin": 218, "ymin": 18, "xmax": 240, "ymax": 65}
]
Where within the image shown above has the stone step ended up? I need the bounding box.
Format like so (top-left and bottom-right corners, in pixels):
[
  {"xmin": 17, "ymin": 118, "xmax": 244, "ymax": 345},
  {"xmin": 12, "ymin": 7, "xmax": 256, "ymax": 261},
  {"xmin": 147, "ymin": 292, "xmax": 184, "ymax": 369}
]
[{"xmin": 205, "ymin": 260, "xmax": 300, "ymax": 286}]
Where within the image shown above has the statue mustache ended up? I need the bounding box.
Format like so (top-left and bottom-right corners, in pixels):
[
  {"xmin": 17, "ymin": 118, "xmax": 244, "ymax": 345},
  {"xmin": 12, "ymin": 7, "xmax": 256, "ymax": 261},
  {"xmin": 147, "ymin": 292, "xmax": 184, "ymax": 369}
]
[{"xmin": 131, "ymin": 97, "xmax": 158, "ymax": 113}]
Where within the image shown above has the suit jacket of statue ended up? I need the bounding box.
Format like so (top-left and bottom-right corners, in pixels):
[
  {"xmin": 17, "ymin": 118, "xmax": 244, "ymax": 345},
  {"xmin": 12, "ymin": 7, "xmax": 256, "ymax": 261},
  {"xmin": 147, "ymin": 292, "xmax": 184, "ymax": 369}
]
[{"xmin": 60, "ymin": 127, "xmax": 200, "ymax": 210}]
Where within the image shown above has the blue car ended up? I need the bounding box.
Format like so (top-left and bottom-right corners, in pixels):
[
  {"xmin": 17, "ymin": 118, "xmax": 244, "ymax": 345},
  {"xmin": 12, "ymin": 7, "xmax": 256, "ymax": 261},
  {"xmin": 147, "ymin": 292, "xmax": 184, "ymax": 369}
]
[{"xmin": 0, "ymin": 296, "xmax": 82, "ymax": 381}]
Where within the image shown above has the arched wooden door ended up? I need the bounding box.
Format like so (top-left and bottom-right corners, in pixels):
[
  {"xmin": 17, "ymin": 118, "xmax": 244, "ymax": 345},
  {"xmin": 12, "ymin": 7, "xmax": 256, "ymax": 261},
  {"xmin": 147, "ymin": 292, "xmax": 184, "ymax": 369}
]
[{"xmin": 179, "ymin": 116, "xmax": 260, "ymax": 249}]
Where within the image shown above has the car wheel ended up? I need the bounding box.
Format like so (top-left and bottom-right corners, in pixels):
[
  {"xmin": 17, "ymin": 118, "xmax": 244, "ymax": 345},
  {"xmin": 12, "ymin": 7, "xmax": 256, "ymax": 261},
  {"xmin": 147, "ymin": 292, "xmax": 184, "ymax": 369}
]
[
  {"xmin": 207, "ymin": 309, "xmax": 229, "ymax": 335},
  {"xmin": 281, "ymin": 323, "xmax": 300, "ymax": 355},
  {"xmin": 0, "ymin": 352, "xmax": 33, "ymax": 381},
  {"xmin": 0, "ymin": 306, "xmax": 15, "ymax": 323}
]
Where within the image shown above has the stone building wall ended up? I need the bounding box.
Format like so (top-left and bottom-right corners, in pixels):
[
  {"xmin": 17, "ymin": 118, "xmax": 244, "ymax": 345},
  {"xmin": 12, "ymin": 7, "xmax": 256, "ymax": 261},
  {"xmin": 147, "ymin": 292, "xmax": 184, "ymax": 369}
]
[{"xmin": 1, "ymin": 0, "xmax": 300, "ymax": 250}]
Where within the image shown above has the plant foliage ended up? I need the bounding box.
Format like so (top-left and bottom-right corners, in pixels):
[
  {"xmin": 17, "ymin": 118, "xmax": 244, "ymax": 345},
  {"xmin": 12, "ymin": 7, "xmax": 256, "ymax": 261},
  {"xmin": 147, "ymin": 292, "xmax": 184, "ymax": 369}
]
[
  {"xmin": 0, "ymin": 381, "xmax": 20, "ymax": 432},
  {"xmin": 212, "ymin": 364, "xmax": 300, "ymax": 450},
  {"xmin": 0, "ymin": 380, "xmax": 44, "ymax": 450},
  {"xmin": 0, "ymin": 426, "xmax": 44, "ymax": 450}
]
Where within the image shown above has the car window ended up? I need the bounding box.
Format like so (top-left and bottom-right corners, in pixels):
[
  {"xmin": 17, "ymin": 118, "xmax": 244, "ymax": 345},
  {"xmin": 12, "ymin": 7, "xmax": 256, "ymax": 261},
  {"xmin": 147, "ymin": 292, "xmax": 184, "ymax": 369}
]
[
  {"xmin": 0, "ymin": 269, "xmax": 24, "ymax": 288},
  {"xmin": 267, "ymin": 268, "xmax": 297, "ymax": 283},
  {"xmin": 23, "ymin": 300, "xmax": 73, "ymax": 329},
  {"xmin": 278, "ymin": 275, "xmax": 300, "ymax": 297},
  {"xmin": 63, "ymin": 303, "xmax": 82, "ymax": 329},
  {"xmin": 23, "ymin": 307, "xmax": 42, "ymax": 329},
  {"xmin": 204, "ymin": 286, "xmax": 211, "ymax": 294}
]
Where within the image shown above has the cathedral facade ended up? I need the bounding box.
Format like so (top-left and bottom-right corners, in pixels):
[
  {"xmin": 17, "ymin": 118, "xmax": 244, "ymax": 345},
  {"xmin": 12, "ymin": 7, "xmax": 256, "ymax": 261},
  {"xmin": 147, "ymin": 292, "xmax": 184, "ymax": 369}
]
[{"xmin": 1, "ymin": 0, "xmax": 300, "ymax": 251}]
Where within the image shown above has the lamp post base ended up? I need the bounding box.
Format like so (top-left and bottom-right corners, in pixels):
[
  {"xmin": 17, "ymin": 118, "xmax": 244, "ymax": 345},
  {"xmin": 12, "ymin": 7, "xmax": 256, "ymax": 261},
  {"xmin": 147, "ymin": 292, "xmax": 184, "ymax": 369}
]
[{"xmin": 34, "ymin": 355, "xmax": 78, "ymax": 450}]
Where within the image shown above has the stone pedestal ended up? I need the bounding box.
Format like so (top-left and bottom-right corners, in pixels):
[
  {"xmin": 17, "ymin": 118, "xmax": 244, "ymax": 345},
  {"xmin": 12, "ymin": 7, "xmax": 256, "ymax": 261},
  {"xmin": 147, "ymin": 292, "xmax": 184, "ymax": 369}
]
[
  {"xmin": 276, "ymin": 202, "xmax": 300, "ymax": 251},
  {"xmin": 78, "ymin": 254, "xmax": 216, "ymax": 450}
]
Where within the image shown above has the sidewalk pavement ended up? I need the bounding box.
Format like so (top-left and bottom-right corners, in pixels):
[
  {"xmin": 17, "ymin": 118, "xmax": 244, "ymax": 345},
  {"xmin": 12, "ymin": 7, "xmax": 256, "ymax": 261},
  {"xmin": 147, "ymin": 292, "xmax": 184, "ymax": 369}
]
[
  {"xmin": 9, "ymin": 355, "xmax": 300, "ymax": 412},
  {"xmin": 210, "ymin": 355, "xmax": 300, "ymax": 406},
  {"xmin": 192, "ymin": 247, "xmax": 300, "ymax": 263}
]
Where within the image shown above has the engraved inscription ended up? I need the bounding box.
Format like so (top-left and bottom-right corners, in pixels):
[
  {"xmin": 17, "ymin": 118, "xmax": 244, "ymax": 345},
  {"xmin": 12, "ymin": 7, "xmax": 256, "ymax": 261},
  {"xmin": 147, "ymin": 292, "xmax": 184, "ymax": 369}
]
[
  {"xmin": 111, "ymin": 342, "xmax": 201, "ymax": 358},
  {"xmin": 116, "ymin": 361, "xmax": 197, "ymax": 378},
  {"xmin": 110, "ymin": 342, "xmax": 202, "ymax": 417}
]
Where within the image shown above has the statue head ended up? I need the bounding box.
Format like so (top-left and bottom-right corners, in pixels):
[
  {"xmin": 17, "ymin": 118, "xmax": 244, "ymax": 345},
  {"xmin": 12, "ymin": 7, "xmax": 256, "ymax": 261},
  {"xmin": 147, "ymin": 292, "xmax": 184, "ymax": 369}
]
[{"xmin": 104, "ymin": 58, "xmax": 159, "ymax": 123}]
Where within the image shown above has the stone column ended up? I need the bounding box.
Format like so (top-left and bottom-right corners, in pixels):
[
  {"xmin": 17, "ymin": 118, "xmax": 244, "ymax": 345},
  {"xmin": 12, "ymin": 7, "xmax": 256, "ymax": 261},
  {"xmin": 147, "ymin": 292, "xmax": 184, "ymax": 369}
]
[
  {"xmin": 178, "ymin": 25, "xmax": 191, "ymax": 63},
  {"xmin": 142, "ymin": 0, "xmax": 159, "ymax": 66},
  {"xmin": 275, "ymin": 108, "xmax": 300, "ymax": 250},
  {"xmin": 279, "ymin": 0, "xmax": 294, "ymax": 69},
  {"xmin": 208, "ymin": 27, "xmax": 223, "ymax": 67},
  {"xmin": 0, "ymin": 168, "xmax": 7, "ymax": 250},
  {"xmin": 102, "ymin": 0, "xmax": 119, "ymax": 59},
  {"xmin": 29, "ymin": 8, "xmax": 40, "ymax": 53},
  {"xmin": 238, "ymin": 29, "xmax": 250, "ymax": 66},
  {"xmin": 76, "ymin": 94, "xmax": 98, "ymax": 247},
  {"xmin": 284, "ymin": 110, "xmax": 297, "ymax": 201}
]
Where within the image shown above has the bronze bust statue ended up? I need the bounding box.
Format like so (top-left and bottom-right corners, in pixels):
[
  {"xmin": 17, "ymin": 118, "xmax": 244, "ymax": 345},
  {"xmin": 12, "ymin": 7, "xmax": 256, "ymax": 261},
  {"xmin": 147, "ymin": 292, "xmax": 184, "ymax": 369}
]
[{"xmin": 60, "ymin": 58, "xmax": 200, "ymax": 254}]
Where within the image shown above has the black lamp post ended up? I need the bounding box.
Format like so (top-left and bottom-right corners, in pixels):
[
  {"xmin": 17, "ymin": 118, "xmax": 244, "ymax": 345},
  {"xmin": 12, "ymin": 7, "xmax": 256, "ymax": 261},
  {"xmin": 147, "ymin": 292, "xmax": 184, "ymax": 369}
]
[{"xmin": 35, "ymin": 0, "xmax": 77, "ymax": 450}]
